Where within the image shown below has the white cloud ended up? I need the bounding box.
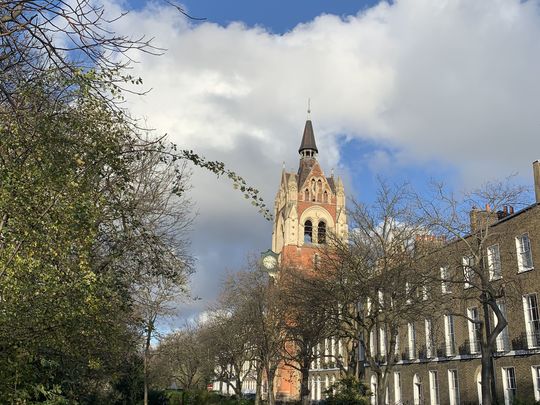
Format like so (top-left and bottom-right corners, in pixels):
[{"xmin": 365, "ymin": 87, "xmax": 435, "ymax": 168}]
[{"xmin": 103, "ymin": 0, "xmax": 540, "ymax": 316}]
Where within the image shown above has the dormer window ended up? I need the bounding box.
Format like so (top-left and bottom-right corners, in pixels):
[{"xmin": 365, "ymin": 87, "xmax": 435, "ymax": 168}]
[
  {"xmin": 318, "ymin": 221, "xmax": 326, "ymax": 244},
  {"xmin": 304, "ymin": 220, "xmax": 313, "ymax": 243}
]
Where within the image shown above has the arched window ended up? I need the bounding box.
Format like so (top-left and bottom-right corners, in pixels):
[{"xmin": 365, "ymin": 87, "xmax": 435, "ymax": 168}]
[
  {"xmin": 323, "ymin": 190, "xmax": 328, "ymax": 203},
  {"xmin": 317, "ymin": 179, "xmax": 322, "ymax": 192},
  {"xmin": 371, "ymin": 375, "xmax": 377, "ymax": 405},
  {"xmin": 304, "ymin": 220, "xmax": 313, "ymax": 243},
  {"xmin": 318, "ymin": 221, "xmax": 326, "ymax": 244},
  {"xmin": 304, "ymin": 189, "xmax": 309, "ymax": 201}
]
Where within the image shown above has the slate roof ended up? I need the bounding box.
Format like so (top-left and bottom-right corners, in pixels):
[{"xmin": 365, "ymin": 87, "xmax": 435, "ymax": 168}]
[{"xmin": 298, "ymin": 120, "xmax": 318, "ymax": 153}]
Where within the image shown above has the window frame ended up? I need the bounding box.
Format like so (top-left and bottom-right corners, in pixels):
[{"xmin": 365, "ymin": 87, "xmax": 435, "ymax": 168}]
[
  {"xmin": 494, "ymin": 300, "xmax": 510, "ymax": 352},
  {"xmin": 408, "ymin": 322, "xmax": 416, "ymax": 360},
  {"xmin": 440, "ymin": 266, "xmax": 450, "ymax": 294},
  {"xmin": 444, "ymin": 314, "xmax": 456, "ymax": 356},
  {"xmin": 467, "ymin": 307, "xmax": 481, "ymax": 354},
  {"xmin": 304, "ymin": 219, "xmax": 313, "ymax": 244},
  {"xmin": 425, "ymin": 318, "xmax": 434, "ymax": 359},
  {"xmin": 523, "ymin": 293, "xmax": 540, "ymax": 348},
  {"xmin": 394, "ymin": 372, "xmax": 402, "ymax": 404},
  {"xmin": 502, "ymin": 367, "xmax": 517, "ymax": 405},
  {"xmin": 462, "ymin": 255, "xmax": 474, "ymax": 289},
  {"xmin": 516, "ymin": 233, "xmax": 534, "ymax": 273},
  {"xmin": 487, "ymin": 243, "xmax": 502, "ymax": 280},
  {"xmin": 532, "ymin": 366, "xmax": 540, "ymax": 402},
  {"xmin": 448, "ymin": 369, "xmax": 460, "ymax": 405},
  {"xmin": 429, "ymin": 370, "xmax": 440, "ymax": 405}
]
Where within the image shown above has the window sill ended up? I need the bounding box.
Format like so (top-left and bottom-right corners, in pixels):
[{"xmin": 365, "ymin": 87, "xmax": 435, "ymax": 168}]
[{"xmin": 518, "ymin": 267, "xmax": 535, "ymax": 274}]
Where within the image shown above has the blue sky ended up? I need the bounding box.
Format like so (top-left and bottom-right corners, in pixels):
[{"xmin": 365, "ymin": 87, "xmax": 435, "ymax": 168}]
[
  {"xmin": 112, "ymin": 0, "xmax": 540, "ymax": 322},
  {"xmin": 129, "ymin": 1, "xmax": 380, "ymax": 33}
]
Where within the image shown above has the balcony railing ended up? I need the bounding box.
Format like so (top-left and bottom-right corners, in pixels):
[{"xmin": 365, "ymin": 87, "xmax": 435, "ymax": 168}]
[{"xmin": 511, "ymin": 332, "xmax": 540, "ymax": 350}]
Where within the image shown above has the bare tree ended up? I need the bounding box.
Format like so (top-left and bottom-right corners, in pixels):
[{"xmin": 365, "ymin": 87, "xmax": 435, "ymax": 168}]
[
  {"xmin": 315, "ymin": 181, "xmax": 441, "ymax": 405},
  {"xmin": 202, "ymin": 309, "xmax": 255, "ymax": 398},
  {"xmin": 150, "ymin": 322, "xmax": 213, "ymax": 391},
  {"xmin": 124, "ymin": 151, "xmax": 193, "ymax": 405},
  {"xmin": 218, "ymin": 262, "xmax": 287, "ymax": 405},
  {"xmin": 133, "ymin": 274, "xmax": 188, "ymax": 405},
  {"xmin": 278, "ymin": 266, "xmax": 336, "ymax": 405},
  {"xmin": 417, "ymin": 179, "xmax": 528, "ymax": 405}
]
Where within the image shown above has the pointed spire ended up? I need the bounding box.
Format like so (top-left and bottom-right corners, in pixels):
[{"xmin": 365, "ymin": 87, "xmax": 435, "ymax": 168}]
[{"xmin": 298, "ymin": 120, "xmax": 318, "ymax": 155}]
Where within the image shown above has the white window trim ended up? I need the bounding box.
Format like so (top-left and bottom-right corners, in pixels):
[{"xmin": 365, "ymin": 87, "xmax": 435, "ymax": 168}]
[
  {"xmin": 429, "ymin": 370, "xmax": 440, "ymax": 405},
  {"xmin": 444, "ymin": 314, "xmax": 456, "ymax": 356},
  {"xmin": 467, "ymin": 307, "xmax": 480, "ymax": 354},
  {"xmin": 494, "ymin": 301, "xmax": 510, "ymax": 352},
  {"xmin": 532, "ymin": 365, "xmax": 540, "ymax": 402},
  {"xmin": 523, "ymin": 293, "xmax": 540, "ymax": 348},
  {"xmin": 516, "ymin": 233, "xmax": 534, "ymax": 273},
  {"xmin": 425, "ymin": 319, "xmax": 433, "ymax": 358},
  {"xmin": 501, "ymin": 367, "xmax": 516, "ymax": 405},
  {"xmin": 448, "ymin": 369, "xmax": 460, "ymax": 405},
  {"xmin": 369, "ymin": 329, "xmax": 376, "ymax": 357},
  {"xmin": 441, "ymin": 266, "xmax": 450, "ymax": 294},
  {"xmin": 462, "ymin": 255, "xmax": 474, "ymax": 289},
  {"xmin": 408, "ymin": 322, "xmax": 416, "ymax": 360},
  {"xmin": 487, "ymin": 243, "xmax": 502, "ymax": 280},
  {"xmin": 394, "ymin": 372, "xmax": 402, "ymax": 404},
  {"xmin": 379, "ymin": 327, "xmax": 386, "ymax": 356}
]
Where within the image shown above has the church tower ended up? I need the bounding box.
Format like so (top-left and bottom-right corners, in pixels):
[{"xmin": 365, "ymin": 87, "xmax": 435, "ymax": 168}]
[
  {"xmin": 272, "ymin": 118, "xmax": 348, "ymax": 269},
  {"xmin": 268, "ymin": 116, "xmax": 348, "ymax": 401}
]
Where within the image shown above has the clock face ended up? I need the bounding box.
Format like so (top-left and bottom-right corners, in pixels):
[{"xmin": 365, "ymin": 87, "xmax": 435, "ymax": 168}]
[{"xmin": 262, "ymin": 255, "xmax": 277, "ymax": 270}]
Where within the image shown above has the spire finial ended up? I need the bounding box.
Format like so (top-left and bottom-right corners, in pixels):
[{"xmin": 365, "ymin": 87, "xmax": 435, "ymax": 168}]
[{"xmin": 307, "ymin": 98, "xmax": 311, "ymax": 119}]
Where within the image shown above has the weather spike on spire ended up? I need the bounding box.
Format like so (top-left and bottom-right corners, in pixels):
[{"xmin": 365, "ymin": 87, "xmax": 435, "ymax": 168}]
[{"xmin": 307, "ymin": 98, "xmax": 311, "ymax": 119}]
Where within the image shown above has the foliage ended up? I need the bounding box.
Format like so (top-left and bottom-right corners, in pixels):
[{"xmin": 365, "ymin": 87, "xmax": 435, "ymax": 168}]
[
  {"xmin": 150, "ymin": 324, "xmax": 214, "ymax": 392},
  {"xmin": 323, "ymin": 377, "xmax": 370, "ymax": 405}
]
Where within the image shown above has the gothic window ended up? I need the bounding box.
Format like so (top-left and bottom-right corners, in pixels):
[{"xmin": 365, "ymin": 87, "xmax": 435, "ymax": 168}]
[
  {"xmin": 323, "ymin": 190, "xmax": 328, "ymax": 203},
  {"xmin": 304, "ymin": 220, "xmax": 313, "ymax": 243},
  {"xmin": 317, "ymin": 180, "xmax": 323, "ymax": 202},
  {"xmin": 318, "ymin": 221, "xmax": 326, "ymax": 244},
  {"xmin": 305, "ymin": 189, "xmax": 309, "ymax": 201}
]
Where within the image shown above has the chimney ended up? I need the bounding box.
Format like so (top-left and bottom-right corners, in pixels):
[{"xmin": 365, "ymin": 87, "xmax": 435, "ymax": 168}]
[
  {"xmin": 470, "ymin": 207, "xmax": 479, "ymax": 233},
  {"xmin": 534, "ymin": 160, "xmax": 540, "ymax": 203}
]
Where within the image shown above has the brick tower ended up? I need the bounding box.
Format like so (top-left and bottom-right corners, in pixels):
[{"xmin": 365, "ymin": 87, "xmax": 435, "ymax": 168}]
[
  {"xmin": 270, "ymin": 117, "xmax": 348, "ymax": 400},
  {"xmin": 272, "ymin": 118, "xmax": 347, "ymax": 267}
]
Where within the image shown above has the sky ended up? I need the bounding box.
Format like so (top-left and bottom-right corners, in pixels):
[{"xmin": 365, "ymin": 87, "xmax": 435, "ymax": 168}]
[{"xmin": 103, "ymin": 0, "xmax": 540, "ymax": 324}]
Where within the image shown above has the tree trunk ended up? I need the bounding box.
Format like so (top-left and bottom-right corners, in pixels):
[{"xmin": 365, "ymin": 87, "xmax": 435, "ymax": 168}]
[
  {"xmin": 267, "ymin": 366, "xmax": 277, "ymax": 405},
  {"xmin": 235, "ymin": 374, "xmax": 243, "ymax": 397},
  {"xmin": 143, "ymin": 351, "xmax": 148, "ymax": 405},
  {"xmin": 481, "ymin": 345, "xmax": 497, "ymax": 405},
  {"xmin": 481, "ymin": 347, "xmax": 493, "ymax": 405},
  {"xmin": 255, "ymin": 364, "xmax": 263, "ymax": 405},
  {"xmin": 144, "ymin": 323, "xmax": 153, "ymax": 405},
  {"xmin": 300, "ymin": 364, "xmax": 310, "ymax": 405},
  {"xmin": 376, "ymin": 371, "xmax": 388, "ymax": 405}
]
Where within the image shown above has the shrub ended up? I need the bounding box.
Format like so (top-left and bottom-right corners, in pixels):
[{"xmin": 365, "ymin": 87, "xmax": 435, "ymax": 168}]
[{"xmin": 323, "ymin": 376, "xmax": 370, "ymax": 405}]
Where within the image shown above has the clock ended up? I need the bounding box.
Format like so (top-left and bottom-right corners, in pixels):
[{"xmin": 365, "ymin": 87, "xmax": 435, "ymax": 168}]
[{"xmin": 262, "ymin": 255, "xmax": 277, "ymax": 270}]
